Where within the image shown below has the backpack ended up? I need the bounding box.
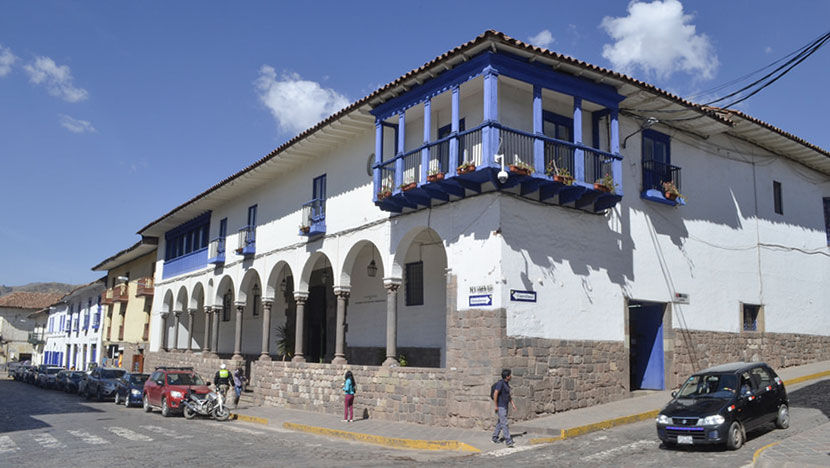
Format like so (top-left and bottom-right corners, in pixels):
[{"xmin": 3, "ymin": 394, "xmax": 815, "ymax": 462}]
[{"xmin": 490, "ymin": 381, "xmax": 500, "ymax": 400}]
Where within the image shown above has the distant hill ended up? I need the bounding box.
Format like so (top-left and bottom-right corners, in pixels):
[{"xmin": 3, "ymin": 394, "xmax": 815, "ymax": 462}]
[{"xmin": 0, "ymin": 282, "xmax": 80, "ymax": 297}]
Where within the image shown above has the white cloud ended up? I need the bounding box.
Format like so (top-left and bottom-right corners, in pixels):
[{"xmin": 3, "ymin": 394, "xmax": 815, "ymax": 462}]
[
  {"xmin": 59, "ymin": 114, "xmax": 96, "ymax": 133},
  {"xmin": 255, "ymin": 66, "xmax": 350, "ymax": 135},
  {"xmin": 0, "ymin": 44, "xmax": 17, "ymax": 77},
  {"xmin": 600, "ymin": 0, "xmax": 718, "ymax": 80},
  {"xmin": 24, "ymin": 56, "xmax": 88, "ymax": 102},
  {"xmin": 528, "ymin": 29, "xmax": 555, "ymax": 49}
]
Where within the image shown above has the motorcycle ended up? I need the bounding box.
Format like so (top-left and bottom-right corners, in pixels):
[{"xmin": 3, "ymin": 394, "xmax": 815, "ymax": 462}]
[{"xmin": 181, "ymin": 385, "xmax": 231, "ymax": 421}]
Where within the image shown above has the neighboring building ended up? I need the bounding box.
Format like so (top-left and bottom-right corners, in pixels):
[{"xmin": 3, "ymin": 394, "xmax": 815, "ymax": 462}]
[
  {"xmin": 41, "ymin": 279, "xmax": 106, "ymax": 370},
  {"xmin": 92, "ymin": 237, "xmax": 157, "ymax": 372},
  {"xmin": 0, "ymin": 292, "xmax": 62, "ymax": 365},
  {"xmin": 140, "ymin": 31, "xmax": 830, "ymax": 428}
]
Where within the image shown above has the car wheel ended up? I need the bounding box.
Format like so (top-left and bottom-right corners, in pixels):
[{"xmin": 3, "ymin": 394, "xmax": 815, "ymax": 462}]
[
  {"xmin": 143, "ymin": 394, "xmax": 152, "ymax": 413},
  {"xmin": 114, "ymin": 392, "xmax": 121, "ymax": 405},
  {"xmin": 726, "ymin": 421, "xmax": 743, "ymax": 450},
  {"xmin": 161, "ymin": 397, "xmax": 170, "ymax": 417},
  {"xmin": 776, "ymin": 404, "xmax": 790, "ymax": 429}
]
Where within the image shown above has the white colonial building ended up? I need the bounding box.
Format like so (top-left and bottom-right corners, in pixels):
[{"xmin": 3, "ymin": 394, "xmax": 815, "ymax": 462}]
[
  {"xmin": 43, "ymin": 279, "xmax": 106, "ymax": 370},
  {"xmin": 140, "ymin": 31, "xmax": 830, "ymax": 428}
]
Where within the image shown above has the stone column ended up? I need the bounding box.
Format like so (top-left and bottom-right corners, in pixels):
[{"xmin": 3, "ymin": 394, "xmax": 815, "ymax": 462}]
[
  {"xmin": 232, "ymin": 303, "xmax": 244, "ymax": 361},
  {"xmin": 202, "ymin": 306, "xmax": 211, "ymax": 353},
  {"xmin": 332, "ymin": 287, "xmax": 350, "ymax": 365},
  {"xmin": 171, "ymin": 310, "xmax": 181, "ymax": 352},
  {"xmin": 185, "ymin": 308, "xmax": 195, "ymax": 353},
  {"xmin": 292, "ymin": 292, "xmax": 309, "ymax": 363},
  {"xmin": 211, "ymin": 308, "xmax": 220, "ymax": 357},
  {"xmin": 259, "ymin": 299, "xmax": 273, "ymax": 361},
  {"xmin": 383, "ymin": 279, "xmax": 402, "ymax": 367},
  {"xmin": 160, "ymin": 312, "xmax": 169, "ymax": 351}
]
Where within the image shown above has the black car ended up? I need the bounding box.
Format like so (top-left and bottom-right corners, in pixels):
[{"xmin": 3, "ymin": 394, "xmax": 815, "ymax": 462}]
[
  {"xmin": 37, "ymin": 367, "xmax": 65, "ymax": 388},
  {"xmin": 656, "ymin": 362, "xmax": 789, "ymax": 450},
  {"xmin": 85, "ymin": 367, "xmax": 127, "ymax": 400},
  {"xmin": 64, "ymin": 371, "xmax": 86, "ymax": 393},
  {"xmin": 114, "ymin": 373, "xmax": 150, "ymax": 407}
]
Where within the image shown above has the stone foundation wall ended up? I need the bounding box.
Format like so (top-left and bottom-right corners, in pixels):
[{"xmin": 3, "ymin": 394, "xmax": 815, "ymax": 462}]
[{"xmin": 673, "ymin": 330, "xmax": 830, "ymax": 381}]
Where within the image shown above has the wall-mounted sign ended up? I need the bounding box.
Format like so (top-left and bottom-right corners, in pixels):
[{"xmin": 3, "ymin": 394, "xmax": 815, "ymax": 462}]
[
  {"xmin": 510, "ymin": 289, "xmax": 537, "ymax": 302},
  {"xmin": 469, "ymin": 294, "xmax": 493, "ymax": 307},
  {"xmin": 673, "ymin": 292, "xmax": 690, "ymax": 304}
]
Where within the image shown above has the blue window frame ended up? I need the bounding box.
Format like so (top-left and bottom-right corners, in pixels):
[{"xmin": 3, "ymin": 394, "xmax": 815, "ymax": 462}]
[
  {"xmin": 164, "ymin": 213, "xmax": 210, "ymax": 261},
  {"xmin": 312, "ymin": 175, "xmax": 326, "ymax": 202},
  {"xmin": 642, "ymin": 129, "xmax": 670, "ymax": 165},
  {"xmin": 247, "ymin": 205, "xmax": 257, "ymax": 227},
  {"xmin": 542, "ymin": 111, "xmax": 573, "ymax": 142},
  {"xmin": 642, "ymin": 129, "xmax": 674, "ymax": 194},
  {"xmin": 219, "ymin": 217, "xmax": 227, "ymax": 238}
]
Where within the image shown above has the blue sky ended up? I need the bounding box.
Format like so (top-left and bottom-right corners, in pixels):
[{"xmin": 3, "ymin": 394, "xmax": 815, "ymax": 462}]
[{"xmin": 1, "ymin": 1, "xmax": 828, "ymax": 285}]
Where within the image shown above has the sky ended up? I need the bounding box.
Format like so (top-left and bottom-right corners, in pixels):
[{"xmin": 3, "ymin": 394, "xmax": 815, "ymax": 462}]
[{"xmin": 1, "ymin": 0, "xmax": 828, "ymax": 286}]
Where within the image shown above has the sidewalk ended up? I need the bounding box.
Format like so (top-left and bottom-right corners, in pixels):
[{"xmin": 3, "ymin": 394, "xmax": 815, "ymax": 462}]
[
  {"xmin": 230, "ymin": 360, "xmax": 830, "ymax": 453},
  {"xmin": 753, "ymin": 422, "xmax": 830, "ymax": 468}
]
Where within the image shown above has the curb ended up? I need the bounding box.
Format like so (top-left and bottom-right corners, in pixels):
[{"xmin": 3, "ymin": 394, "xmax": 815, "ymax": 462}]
[
  {"xmin": 283, "ymin": 422, "xmax": 480, "ymax": 453},
  {"xmin": 230, "ymin": 413, "xmax": 270, "ymax": 425},
  {"xmin": 529, "ymin": 370, "xmax": 830, "ymax": 446},
  {"xmin": 752, "ymin": 440, "xmax": 780, "ymax": 466}
]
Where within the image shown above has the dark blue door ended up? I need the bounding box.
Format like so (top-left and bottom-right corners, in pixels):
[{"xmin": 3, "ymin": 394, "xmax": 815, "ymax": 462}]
[{"xmin": 630, "ymin": 304, "xmax": 664, "ymax": 390}]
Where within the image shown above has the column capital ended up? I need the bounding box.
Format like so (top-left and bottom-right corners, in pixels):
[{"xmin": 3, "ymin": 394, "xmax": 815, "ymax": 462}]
[
  {"xmin": 160, "ymin": 311, "xmax": 169, "ymax": 319},
  {"xmin": 383, "ymin": 278, "xmax": 402, "ymax": 291},
  {"xmin": 172, "ymin": 310, "xmax": 182, "ymax": 317},
  {"xmin": 187, "ymin": 308, "xmax": 197, "ymax": 315},
  {"xmin": 234, "ymin": 301, "xmax": 246, "ymax": 309},
  {"xmin": 333, "ymin": 286, "xmax": 351, "ymax": 298},
  {"xmin": 294, "ymin": 291, "xmax": 309, "ymax": 303},
  {"xmin": 262, "ymin": 296, "xmax": 275, "ymax": 305}
]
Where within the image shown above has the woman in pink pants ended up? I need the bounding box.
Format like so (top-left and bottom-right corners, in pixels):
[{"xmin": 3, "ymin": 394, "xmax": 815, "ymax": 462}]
[{"xmin": 342, "ymin": 370, "xmax": 356, "ymax": 422}]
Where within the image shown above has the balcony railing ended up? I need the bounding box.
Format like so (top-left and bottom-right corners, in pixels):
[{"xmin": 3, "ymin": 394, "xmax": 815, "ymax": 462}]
[
  {"xmin": 374, "ymin": 122, "xmax": 622, "ymax": 213},
  {"xmin": 136, "ymin": 277, "xmax": 154, "ymax": 297},
  {"xmin": 27, "ymin": 332, "xmax": 44, "ymax": 345},
  {"xmin": 101, "ymin": 288, "xmax": 114, "ymax": 305},
  {"xmin": 236, "ymin": 225, "xmax": 255, "ymax": 256},
  {"xmin": 112, "ymin": 283, "xmax": 129, "ymax": 303},
  {"xmin": 207, "ymin": 237, "xmax": 226, "ymax": 265},
  {"xmin": 641, "ymin": 159, "xmax": 683, "ymax": 206},
  {"xmin": 299, "ymin": 198, "xmax": 326, "ymax": 236}
]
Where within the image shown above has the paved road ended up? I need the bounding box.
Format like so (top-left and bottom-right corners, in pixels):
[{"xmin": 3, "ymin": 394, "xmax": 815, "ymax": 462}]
[{"xmin": 2, "ymin": 377, "xmax": 827, "ymax": 467}]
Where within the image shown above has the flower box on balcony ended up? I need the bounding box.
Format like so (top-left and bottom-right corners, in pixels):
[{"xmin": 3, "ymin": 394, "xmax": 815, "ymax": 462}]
[
  {"xmin": 400, "ymin": 182, "xmax": 416, "ymax": 191},
  {"xmin": 594, "ymin": 183, "xmax": 612, "ymax": 192},
  {"xmin": 427, "ymin": 172, "xmax": 445, "ymax": 183},
  {"xmin": 377, "ymin": 190, "xmax": 393, "ymax": 200},
  {"xmin": 509, "ymin": 164, "xmax": 533, "ymax": 176},
  {"xmin": 457, "ymin": 163, "xmax": 476, "ymax": 175},
  {"xmin": 299, "ymin": 226, "xmax": 310, "ymax": 234},
  {"xmin": 553, "ymin": 175, "xmax": 574, "ymax": 186}
]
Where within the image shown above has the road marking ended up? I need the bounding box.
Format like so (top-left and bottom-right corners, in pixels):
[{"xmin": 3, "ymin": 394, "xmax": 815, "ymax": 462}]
[
  {"xmin": 223, "ymin": 425, "xmax": 265, "ymax": 435},
  {"xmin": 68, "ymin": 430, "xmax": 109, "ymax": 445},
  {"xmin": 107, "ymin": 427, "xmax": 154, "ymax": 442},
  {"xmin": 580, "ymin": 439, "xmax": 654, "ymax": 462},
  {"xmin": 485, "ymin": 444, "xmax": 541, "ymax": 457},
  {"xmin": 140, "ymin": 425, "xmax": 192, "ymax": 439},
  {"xmin": 0, "ymin": 435, "xmax": 19, "ymax": 454},
  {"xmin": 33, "ymin": 433, "xmax": 66, "ymax": 449}
]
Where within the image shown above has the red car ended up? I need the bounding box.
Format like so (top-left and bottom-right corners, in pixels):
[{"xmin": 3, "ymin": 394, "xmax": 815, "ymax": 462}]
[{"xmin": 142, "ymin": 367, "xmax": 211, "ymax": 417}]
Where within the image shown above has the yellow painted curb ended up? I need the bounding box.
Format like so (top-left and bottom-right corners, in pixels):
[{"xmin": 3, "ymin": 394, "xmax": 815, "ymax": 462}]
[
  {"xmin": 529, "ymin": 433, "xmax": 563, "ymax": 445},
  {"xmin": 230, "ymin": 413, "xmax": 270, "ymax": 425},
  {"xmin": 783, "ymin": 370, "xmax": 830, "ymax": 386},
  {"xmin": 283, "ymin": 422, "xmax": 480, "ymax": 453},
  {"xmin": 753, "ymin": 440, "xmax": 780, "ymax": 464},
  {"xmin": 529, "ymin": 409, "xmax": 660, "ymax": 445}
]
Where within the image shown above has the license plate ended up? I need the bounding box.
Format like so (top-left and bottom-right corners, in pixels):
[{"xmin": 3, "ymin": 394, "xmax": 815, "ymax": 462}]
[{"xmin": 677, "ymin": 435, "xmax": 693, "ymax": 445}]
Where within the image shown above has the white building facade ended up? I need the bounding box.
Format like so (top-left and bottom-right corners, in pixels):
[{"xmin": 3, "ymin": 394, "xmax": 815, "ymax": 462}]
[
  {"xmin": 43, "ymin": 280, "xmax": 106, "ymax": 370},
  {"xmin": 141, "ymin": 31, "xmax": 830, "ymax": 428}
]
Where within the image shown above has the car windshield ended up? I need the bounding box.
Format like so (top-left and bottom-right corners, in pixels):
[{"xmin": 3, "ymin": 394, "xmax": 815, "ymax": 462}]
[
  {"xmin": 129, "ymin": 375, "xmax": 149, "ymax": 384},
  {"xmin": 166, "ymin": 373, "xmax": 205, "ymax": 386},
  {"xmin": 47, "ymin": 368, "xmax": 62, "ymax": 374},
  {"xmin": 101, "ymin": 369, "xmax": 126, "ymax": 379},
  {"xmin": 677, "ymin": 373, "xmax": 738, "ymax": 399}
]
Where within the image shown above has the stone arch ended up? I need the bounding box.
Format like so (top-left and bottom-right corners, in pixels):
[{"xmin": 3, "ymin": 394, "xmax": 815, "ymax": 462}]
[
  {"xmin": 340, "ymin": 240, "xmax": 385, "ymax": 289},
  {"xmin": 162, "ymin": 289, "xmax": 174, "ymax": 313},
  {"xmin": 265, "ymin": 260, "xmax": 293, "ymax": 299},
  {"xmin": 213, "ymin": 275, "xmax": 235, "ymax": 306},
  {"xmin": 237, "ymin": 268, "xmax": 262, "ymax": 304},
  {"xmin": 299, "ymin": 251, "xmax": 334, "ymax": 292},
  {"xmin": 189, "ymin": 281, "xmax": 206, "ymax": 310},
  {"xmin": 174, "ymin": 285, "xmax": 189, "ymax": 312}
]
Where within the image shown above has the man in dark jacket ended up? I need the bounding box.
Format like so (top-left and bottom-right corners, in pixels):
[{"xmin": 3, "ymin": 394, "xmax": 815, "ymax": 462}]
[{"xmin": 492, "ymin": 369, "xmax": 518, "ymax": 447}]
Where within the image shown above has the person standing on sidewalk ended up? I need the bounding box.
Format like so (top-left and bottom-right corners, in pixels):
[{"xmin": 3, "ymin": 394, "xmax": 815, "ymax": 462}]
[
  {"xmin": 232, "ymin": 367, "xmax": 246, "ymax": 407},
  {"xmin": 342, "ymin": 370, "xmax": 356, "ymax": 422},
  {"xmin": 492, "ymin": 369, "xmax": 517, "ymax": 447}
]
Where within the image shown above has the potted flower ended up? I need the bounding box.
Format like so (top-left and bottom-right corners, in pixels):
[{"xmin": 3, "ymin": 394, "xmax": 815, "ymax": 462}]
[
  {"xmin": 427, "ymin": 168, "xmax": 444, "ymax": 183},
  {"xmin": 299, "ymin": 225, "xmax": 310, "ymax": 234},
  {"xmin": 400, "ymin": 180, "xmax": 416, "ymax": 191},
  {"xmin": 548, "ymin": 165, "xmax": 573, "ymax": 185},
  {"xmin": 377, "ymin": 185, "xmax": 393, "ymax": 200},
  {"xmin": 662, "ymin": 180, "xmax": 683, "ymax": 201},
  {"xmin": 509, "ymin": 160, "xmax": 534, "ymax": 176},
  {"xmin": 457, "ymin": 161, "xmax": 476, "ymax": 175},
  {"xmin": 594, "ymin": 173, "xmax": 617, "ymax": 193}
]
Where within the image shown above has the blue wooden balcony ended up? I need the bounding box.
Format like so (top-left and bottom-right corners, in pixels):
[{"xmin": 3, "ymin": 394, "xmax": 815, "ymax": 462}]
[
  {"xmin": 207, "ymin": 237, "xmax": 226, "ymax": 265},
  {"xmin": 374, "ymin": 123, "xmax": 622, "ymax": 213},
  {"xmin": 236, "ymin": 225, "xmax": 256, "ymax": 257},
  {"xmin": 641, "ymin": 159, "xmax": 684, "ymax": 206},
  {"xmin": 299, "ymin": 198, "xmax": 326, "ymax": 236}
]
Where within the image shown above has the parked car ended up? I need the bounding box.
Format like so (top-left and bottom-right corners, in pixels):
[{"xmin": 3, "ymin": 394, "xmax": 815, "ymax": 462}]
[
  {"xmin": 27, "ymin": 365, "xmax": 45, "ymax": 384},
  {"xmin": 114, "ymin": 372, "xmax": 150, "ymax": 407},
  {"xmin": 77, "ymin": 370, "xmax": 91, "ymax": 395},
  {"xmin": 85, "ymin": 367, "xmax": 127, "ymax": 401},
  {"xmin": 37, "ymin": 367, "xmax": 65, "ymax": 388},
  {"xmin": 12, "ymin": 362, "xmax": 31, "ymax": 381},
  {"xmin": 143, "ymin": 367, "xmax": 211, "ymax": 417},
  {"xmin": 64, "ymin": 371, "xmax": 86, "ymax": 393},
  {"xmin": 656, "ymin": 362, "xmax": 789, "ymax": 450}
]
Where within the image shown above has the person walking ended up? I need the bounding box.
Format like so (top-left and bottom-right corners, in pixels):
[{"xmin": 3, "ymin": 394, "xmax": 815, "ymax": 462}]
[
  {"xmin": 492, "ymin": 369, "xmax": 517, "ymax": 447},
  {"xmin": 342, "ymin": 370, "xmax": 356, "ymax": 422},
  {"xmin": 232, "ymin": 368, "xmax": 246, "ymax": 407},
  {"xmin": 213, "ymin": 363, "xmax": 232, "ymax": 400}
]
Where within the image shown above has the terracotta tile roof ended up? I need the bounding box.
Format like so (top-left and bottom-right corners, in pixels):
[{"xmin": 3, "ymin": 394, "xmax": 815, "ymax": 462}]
[
  {"xmin": 0, "ymin": 292, "xmax": 64, "ymax": 310},
  {"xmin": 137, "ymin": 30, "xmax": 828, "ymax": 235}
]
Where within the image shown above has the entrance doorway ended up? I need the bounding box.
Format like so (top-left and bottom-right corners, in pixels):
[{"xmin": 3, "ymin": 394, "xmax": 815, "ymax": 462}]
[
  {"xmin": 629, "ymin": 301, "xmax": 665, "ymax": 390},
  {"xmin": 306, "ymin": 285, "xmax": 327, "ymax": 363}
]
